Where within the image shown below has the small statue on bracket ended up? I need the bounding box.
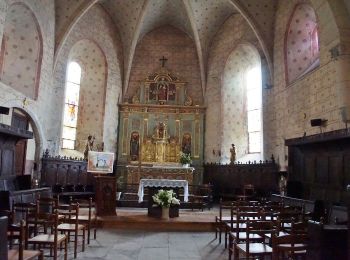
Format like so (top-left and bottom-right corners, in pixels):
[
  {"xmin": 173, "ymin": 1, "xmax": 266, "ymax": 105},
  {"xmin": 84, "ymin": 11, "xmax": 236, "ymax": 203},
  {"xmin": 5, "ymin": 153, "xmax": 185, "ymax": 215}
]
[
  {"xmin": 230, "ymin": 144, "xmax": 236, "ymax": 164},
  {"xmin": 83, "ymin": 135, "xmax": 95, "ymax": 160}
]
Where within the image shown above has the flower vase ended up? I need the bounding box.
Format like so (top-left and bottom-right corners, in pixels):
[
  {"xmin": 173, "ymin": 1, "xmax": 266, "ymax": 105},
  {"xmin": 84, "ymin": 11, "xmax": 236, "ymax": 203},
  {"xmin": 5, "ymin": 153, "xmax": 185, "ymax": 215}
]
[
  {"xmin": 161, "ymin": 207, "xmax": 170, "ymax": 220},
  {"xmin": 182, "ymin": 163, "xmax": 189, "ymax": 168}
]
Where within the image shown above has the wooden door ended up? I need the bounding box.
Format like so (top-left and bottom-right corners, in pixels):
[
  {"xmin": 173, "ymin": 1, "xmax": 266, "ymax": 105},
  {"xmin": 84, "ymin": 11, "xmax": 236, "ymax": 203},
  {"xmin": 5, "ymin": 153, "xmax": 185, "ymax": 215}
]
[
  {"xmin": 12, "ymin": 112, "xmax": 29, "ymax": 176},
  {"xmin": 15, "ymin": 140, "xmax": 27, "ymax": 175}
]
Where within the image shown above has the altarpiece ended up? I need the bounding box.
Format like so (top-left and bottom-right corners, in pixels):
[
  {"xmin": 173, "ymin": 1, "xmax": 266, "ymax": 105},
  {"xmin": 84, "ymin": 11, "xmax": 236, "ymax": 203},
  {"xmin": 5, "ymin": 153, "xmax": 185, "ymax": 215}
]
[{"xmin": 117, "ymin": 68, "xmax": 205, "ymax": 185}]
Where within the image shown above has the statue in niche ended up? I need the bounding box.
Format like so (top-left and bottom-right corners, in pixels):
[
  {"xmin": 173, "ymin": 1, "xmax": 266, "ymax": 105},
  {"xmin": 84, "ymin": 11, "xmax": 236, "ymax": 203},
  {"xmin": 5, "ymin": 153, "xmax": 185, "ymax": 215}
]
[
  {"xmin": 181, "ymin": 133, "xmax": 191, "ymax": 155},
  {"xmin": 157, "ymin": 80, "xmax": 168, "ymax": 104},
  {"xmin": 130, "ymin": 132, "xmax": 140, "ymax": 161},
  {"xmin": 83, "ymin": 135, "xmax": 95, "ymax": 160},
  {"xmin": 230, "ymin": 144, "xmax": 236, "ymax": 164},
  {"xmin": 158, "ymin": 84, "xmax": 167, "ymax": 101},
  {"xmin": 184, "ymin": 87, "xmax": 193, "ymax": 106},
  {"xmin": 153, "ymin": 122, "xmax": 168, "ymax": 139}
]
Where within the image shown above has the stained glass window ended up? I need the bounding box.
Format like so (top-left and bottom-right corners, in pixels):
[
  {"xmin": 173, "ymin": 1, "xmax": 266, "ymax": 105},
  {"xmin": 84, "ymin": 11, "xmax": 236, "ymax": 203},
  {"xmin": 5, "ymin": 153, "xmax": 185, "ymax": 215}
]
[
  {"xmin": 62, "ymin": 62, "xmax": 81, "ymax": 149},
  {"xmin": 246, "ymin": 67, "xmax": 262, "ymax": 153}
]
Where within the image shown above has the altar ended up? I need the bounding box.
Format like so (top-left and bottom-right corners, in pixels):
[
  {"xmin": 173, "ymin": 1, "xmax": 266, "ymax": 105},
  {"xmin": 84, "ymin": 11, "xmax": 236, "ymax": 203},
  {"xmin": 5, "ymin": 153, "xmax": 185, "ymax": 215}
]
[
  {"xmin": 137, "ymin": 179, "xmax": 189, "ymax": 218},
  {"xmin": 126, "ymin": 164, "xmax": 194, "ymax": 185}
]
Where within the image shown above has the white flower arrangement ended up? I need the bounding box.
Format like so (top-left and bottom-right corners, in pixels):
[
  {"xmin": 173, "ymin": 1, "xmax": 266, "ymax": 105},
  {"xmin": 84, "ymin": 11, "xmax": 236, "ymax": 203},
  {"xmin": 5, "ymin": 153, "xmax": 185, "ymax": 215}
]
[
  {"xmin": 179, "ymin": 152, "xmax": 192, "ymax": 165},
  {"xmin": 152, "ymin": 189, "xmax": 180, "ymax": 208}
]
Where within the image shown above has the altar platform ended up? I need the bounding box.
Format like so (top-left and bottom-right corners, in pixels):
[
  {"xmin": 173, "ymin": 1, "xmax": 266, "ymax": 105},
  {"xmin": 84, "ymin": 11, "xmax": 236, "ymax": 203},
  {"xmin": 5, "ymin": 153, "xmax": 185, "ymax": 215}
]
[{"xmin": 96, "ymin": 208, "xmax": 216, "ymax": 232}]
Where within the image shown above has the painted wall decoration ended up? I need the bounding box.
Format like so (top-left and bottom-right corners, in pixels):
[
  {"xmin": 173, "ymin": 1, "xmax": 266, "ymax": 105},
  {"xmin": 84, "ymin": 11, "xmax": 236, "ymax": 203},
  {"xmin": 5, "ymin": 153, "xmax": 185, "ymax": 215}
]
[
  {"xmin": 0, "ymin": 3, "xmax": 42, "ymax": 99},
  {"xmin": 285, "ymin": 4, "xmax": 319, "ymax": 84},
  {"xmin": 68, "ymin": 39, "xmax": 107, "ymax": 152}
]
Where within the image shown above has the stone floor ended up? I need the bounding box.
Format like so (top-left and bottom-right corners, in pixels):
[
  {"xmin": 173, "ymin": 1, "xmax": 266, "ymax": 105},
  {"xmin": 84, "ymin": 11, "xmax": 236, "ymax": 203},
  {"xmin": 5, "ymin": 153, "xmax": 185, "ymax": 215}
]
[{"xmin": 74, "ymin": 229, "xmax": 227, "ymax": 260}]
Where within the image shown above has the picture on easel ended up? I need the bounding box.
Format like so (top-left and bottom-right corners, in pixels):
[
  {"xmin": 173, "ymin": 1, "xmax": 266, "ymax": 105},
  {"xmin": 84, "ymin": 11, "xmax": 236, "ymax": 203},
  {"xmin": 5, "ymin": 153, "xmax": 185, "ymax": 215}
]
[{"xmin": 87, "ymin": 151, "xmax": 114, "ymax": 173}]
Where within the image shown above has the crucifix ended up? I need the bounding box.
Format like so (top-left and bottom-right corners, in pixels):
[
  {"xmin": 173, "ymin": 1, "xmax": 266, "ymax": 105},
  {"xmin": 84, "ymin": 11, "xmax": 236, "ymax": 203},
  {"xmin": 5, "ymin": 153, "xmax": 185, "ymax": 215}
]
[{"xmin": 159, "ymin": 56, "xmax": 168, "ymax": 67}]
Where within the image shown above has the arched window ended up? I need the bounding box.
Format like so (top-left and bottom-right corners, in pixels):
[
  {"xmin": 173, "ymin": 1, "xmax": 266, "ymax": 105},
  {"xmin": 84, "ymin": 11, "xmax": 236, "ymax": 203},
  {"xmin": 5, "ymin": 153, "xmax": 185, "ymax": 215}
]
[
  {"xmin": 246, "ymin": 67, "xmax": 262, "ymax": 153},
  {"xmin": 62, "ymin": 62, "xmax": 81, "ymax": 149},
  {"xmin": 222, "ymin": 44, "xmax": 263, "ymax": 163}
]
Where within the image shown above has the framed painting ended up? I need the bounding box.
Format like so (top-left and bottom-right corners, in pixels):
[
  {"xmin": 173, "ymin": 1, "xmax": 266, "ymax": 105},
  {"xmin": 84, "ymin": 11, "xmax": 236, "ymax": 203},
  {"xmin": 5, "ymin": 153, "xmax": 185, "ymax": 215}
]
[{"xmin": 87, "ymin": 151, "xmax": 114, "ymax": 173}]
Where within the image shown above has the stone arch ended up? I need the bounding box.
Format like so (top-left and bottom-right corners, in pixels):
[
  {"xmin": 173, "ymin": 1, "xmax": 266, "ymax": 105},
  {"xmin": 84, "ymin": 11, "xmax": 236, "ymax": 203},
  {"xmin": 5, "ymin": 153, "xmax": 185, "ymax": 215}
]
[
  {"xmin": 0, "ymin": 101, "xmax": 46, "ymax": 170},
  {"xmin": 0, "ymin": 3, "xmax": 43, "ymax": 100},
  {"xmin": 221, "ymin": 43, "xmax": 262, "ymax": 163},
  {"xmin": 53, "ymin": 5, "xmax": 122, "ymax": 154},
  {"xmin": 128, "ymin": 25, "xmax": 202, "ymax": 105},
  {"xmin": 285, "ymin": 3, "xmax": 319, "ymax": 84},
  {"xmin": 65, "ymin": 39, "xmax": 108, "ymax": 153}
]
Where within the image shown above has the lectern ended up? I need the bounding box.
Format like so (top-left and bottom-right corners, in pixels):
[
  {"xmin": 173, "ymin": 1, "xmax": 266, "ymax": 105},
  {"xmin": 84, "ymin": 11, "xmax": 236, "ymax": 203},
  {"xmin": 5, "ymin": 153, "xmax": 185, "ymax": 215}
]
[{"xmin": 94, "ymin": 175, "xmax": 116, "ymax": 216}]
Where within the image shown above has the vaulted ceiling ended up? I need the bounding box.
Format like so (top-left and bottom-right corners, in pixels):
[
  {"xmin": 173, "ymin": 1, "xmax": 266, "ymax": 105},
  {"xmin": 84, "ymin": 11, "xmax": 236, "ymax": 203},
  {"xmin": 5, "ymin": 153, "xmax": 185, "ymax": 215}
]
[{"xmin": 54, "ymin": 0, "xmax": 278, "ymax": 95}]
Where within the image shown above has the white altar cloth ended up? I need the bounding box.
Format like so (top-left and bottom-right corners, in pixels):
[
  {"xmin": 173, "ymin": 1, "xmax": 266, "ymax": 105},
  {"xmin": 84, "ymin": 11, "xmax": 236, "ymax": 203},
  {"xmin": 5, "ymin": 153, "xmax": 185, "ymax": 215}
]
[{"xmin": 137, "ymin": 179, "xmax": 189, "ymax": 203}]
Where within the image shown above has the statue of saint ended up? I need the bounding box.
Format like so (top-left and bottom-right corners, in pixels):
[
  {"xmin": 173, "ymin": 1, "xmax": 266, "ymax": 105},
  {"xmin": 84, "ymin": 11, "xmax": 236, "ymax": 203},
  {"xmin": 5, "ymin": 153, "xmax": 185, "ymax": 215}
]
[
  {"xmin": 158, "ymin": 83, "xmax": 167, "ymax": 101},
  {"xmin": 182, "ymin": 133, "xmax": 191, "ymax": 155},
  {"xmin": 130, "ymin": 132, "xmax": 140, "ymax": 161},
  {"xmin": 83, "ymin": 135, "xmax": 95, "ymax": 160},
  {"xmin": 279, "ymin": 173, "xmax": 287, "ymax": 196},
  {"xmin": 230, "ymin": 144, "xmax": 236, "ymax": 164}
]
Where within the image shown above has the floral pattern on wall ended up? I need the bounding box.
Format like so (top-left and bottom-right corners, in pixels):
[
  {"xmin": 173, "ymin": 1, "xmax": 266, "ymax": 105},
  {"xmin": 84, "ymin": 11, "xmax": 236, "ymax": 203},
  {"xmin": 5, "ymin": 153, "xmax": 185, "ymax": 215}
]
[
  {"xmin": 0, "ymin": 3, "xmax": 42, "ymax": 99},
  {"xmin": 286, "ymin": 4, "xmax": 319, "ymax": 84},
  {"xmin": 68, "ymin": 39, "xmax": 107, "ymax": 152},
  {"xmin": 222, "ymin": 44, "xmax": 261, "ymax": 162}
]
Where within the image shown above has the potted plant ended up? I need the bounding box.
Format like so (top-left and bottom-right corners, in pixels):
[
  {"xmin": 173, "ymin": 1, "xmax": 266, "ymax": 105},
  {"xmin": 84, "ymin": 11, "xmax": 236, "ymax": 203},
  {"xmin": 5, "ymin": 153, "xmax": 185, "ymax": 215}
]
[
  {"xmin": 152, "ymin": 189, "xmax": 180, "ymax": 220},
  {"xmin": 179, "ymin": 152, "xmax": 192, "ymax": 167}
]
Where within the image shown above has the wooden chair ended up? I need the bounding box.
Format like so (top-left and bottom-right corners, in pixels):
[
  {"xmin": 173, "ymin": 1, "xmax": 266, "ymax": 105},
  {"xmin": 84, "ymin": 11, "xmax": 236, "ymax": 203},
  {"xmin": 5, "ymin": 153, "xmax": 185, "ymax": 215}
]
[
  {"xmin": 235, "ymin": 220, "xmax": 275, "ymax": 260},
  {"xmin": 272, "ymin": 233, "xmax": 308, "ymax": 260},
  {"xmin": 25, "ymin": 211, "xmax": 67, "ymax": 260},
  {"xmin": 228, "ymin": 210, "xmax": 264, "ymax": 260},
  {"xmin": 215, "ymin": 200, "xmax": 233, "ymax": 243},
  {"xmin": 8, "ymin": 220, "xmax": 43, "ymax": 260},
  {"xmin": 12, "ymin": 202, "xmax": 37, "ymax": 224},
  {"xmin": 0, "ymin": 216, "xmax": 8, "ymax": 260},
  {"xmin": 290, "ymin": 218, "xmax": 308, "ymax": 235},
  {"xmin": 70, "ymin": 197, "xmax": 97, "ymax": 244},
  {"xmin": 36, "ymin": 196, "xmax": 59, "ymax": 214},
  {"xmin": 1, "ymin": 209, "xmax": 19, "ymax": 249},
  {"xmin": 225, "ymin": 203, "xmax": 260, "ymax": 249},
  {"xmin": 11, "ymin": 202, "xmax": 37, "ymax": 248},
  {"xmin": 274, "ymin": 208, "xmax": 302, "ymax": 232},
  {"xmin": 56, "ymin": 203, "xmax": 86, "ymax": 258}
]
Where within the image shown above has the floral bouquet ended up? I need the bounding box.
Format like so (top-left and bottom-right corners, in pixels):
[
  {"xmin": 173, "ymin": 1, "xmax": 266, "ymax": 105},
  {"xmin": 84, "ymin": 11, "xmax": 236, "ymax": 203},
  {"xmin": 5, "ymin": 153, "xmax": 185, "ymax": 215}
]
[
  {"xmin": 179, "ymin": 152, "xmax": 192, "ymax": 165},
  {"xmin": 152, "ymin": 189, "xmax": 180, "ymax": 208}
]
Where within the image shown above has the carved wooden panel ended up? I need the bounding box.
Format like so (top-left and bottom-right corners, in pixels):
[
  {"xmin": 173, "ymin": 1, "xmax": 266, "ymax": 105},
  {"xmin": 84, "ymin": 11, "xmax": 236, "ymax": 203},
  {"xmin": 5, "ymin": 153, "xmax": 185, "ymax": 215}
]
[
  {"xmin": 67, "ymin": 165, "xmax": 79, "ymax": 184},
  {"xmin": 42, "ymin": 164, "xmax": 57, "ymax": 186},
  {"xmin": 1, "ymin": 149, "xmax": 14, "ymax": 177},
  {"xmin": 287, "ymin": 134, "xmax": 350, "ymax": 206},
  {"xmin": 57, "ymin": 164, "xmax": 68, "ymax": 185},
  {"xmin": 316, "ymin": 156, "xmax": 328, "ymax": 184},
  {"xmin": 40, "ymin": 156, "xmax": 89, "ymax": 188},
  {"xmin": 203, "ymin": 162, "xmax": 278, "ymax": 198},
  {"xmin": 94, "ymin": 176, "xmax": 116, "ymax": 216}
]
